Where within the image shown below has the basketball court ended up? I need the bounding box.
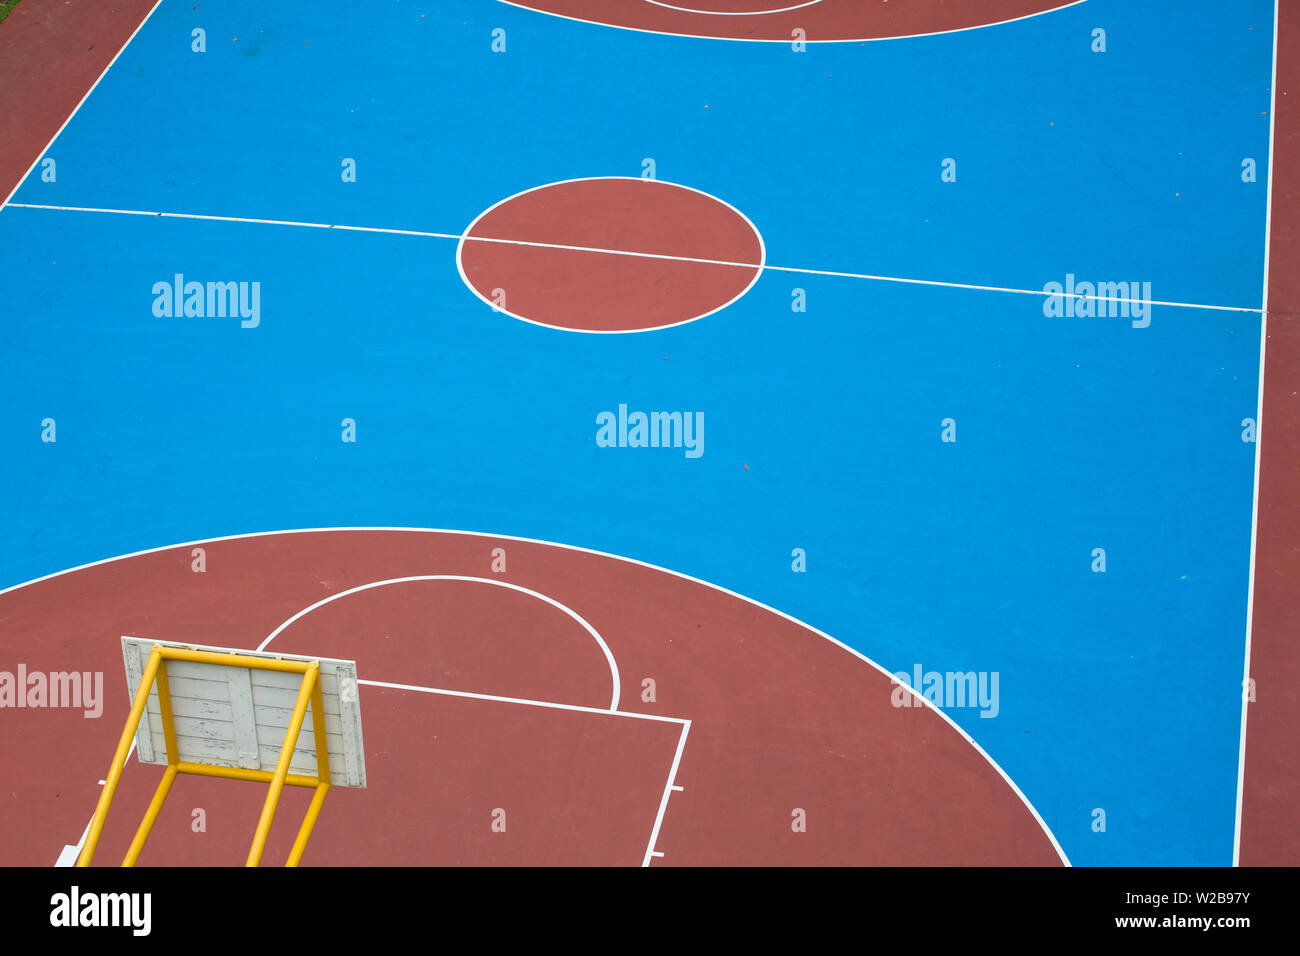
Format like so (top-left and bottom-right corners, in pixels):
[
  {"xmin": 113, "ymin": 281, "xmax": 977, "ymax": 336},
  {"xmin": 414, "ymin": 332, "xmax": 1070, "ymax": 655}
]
[{"xmin": 0, "ymin": 0, "xmax": 1295, "ymax": 868}]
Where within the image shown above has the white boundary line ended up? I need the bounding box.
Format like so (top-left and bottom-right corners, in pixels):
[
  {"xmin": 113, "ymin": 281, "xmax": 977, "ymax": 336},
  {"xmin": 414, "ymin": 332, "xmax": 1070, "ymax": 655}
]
[
  {"xmin": 0, "ymin": 0, "xmax": 165, "ymax": 211},
  {"xmin": 642, "ymin": 719, "xmax": 691, "ymax": 866},
  {"xmin": 258, "ymin": 574, "xmax": 622, "ymax": 711},
  {"xmin": 357, "ymin": 678, "xmax": 686, "ymax": 725},
  {"xmin": 1233, "ymin": 0, "xmax": 1280, "ymax": 869},
  {"xmin": 6, "ymin": 202, "xmax": 464, "ymax": 237},
  {"xmin": 643, "ymin": 0, "xmax": 823, "ymax": 15},
  {"xmin": 0, "ymin": 526, "xmax": 1071, "ymax": 865},
  {"xmin": 7, "ymin": 201, "xmax": 1262, "ymax": 316},
  {"xmin": 495, "ymin": 0, "xmax": 1088, "ymax": 45},
  {"xmin": 453, "ymin": 176, "xmax": 766, "ymax": 333}
]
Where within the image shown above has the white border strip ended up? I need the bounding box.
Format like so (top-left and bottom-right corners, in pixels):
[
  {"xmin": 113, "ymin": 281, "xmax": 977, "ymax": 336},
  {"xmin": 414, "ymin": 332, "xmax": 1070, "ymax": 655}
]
[
  {"xmin": 495, "ymin": 0, "xmax": 1088, "ymax": 45},
  {"xmin": 7, "ymin": 201, "xmax": 1261, "ymax": 315},
  {"xmin": 0, "ymin": 526, "xmax": 1071, "ymax": 865},
  {"xmin": 1233, "ymin": 0, "xmax": 1280, "ymax": 868},
  {"xmin": 0, "ymin": 0, "xmax": 165, "ymax": 210},
  {"xmin": 258, "ymin": 574, "xmax": 622, "ymax": 711}
]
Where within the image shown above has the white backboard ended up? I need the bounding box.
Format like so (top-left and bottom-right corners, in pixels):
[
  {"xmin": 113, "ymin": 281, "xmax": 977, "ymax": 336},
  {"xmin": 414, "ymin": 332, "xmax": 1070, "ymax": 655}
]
[{"xmin": 121, "ymin": 637, "xmax": 366, "ymax": 789}]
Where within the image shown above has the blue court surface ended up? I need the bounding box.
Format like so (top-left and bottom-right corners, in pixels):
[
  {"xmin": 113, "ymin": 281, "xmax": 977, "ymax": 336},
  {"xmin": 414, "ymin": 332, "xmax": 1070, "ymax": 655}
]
[{"xmin": 0, "ymin": 0, "xmax": 1273, "ymax": 865}]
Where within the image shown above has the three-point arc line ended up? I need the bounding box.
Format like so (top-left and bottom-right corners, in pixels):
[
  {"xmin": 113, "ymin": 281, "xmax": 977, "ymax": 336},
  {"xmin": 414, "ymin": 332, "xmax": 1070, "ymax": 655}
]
[{"xmin": 5, "ymin": 202, "xmax": 1264, "ymax": 315}]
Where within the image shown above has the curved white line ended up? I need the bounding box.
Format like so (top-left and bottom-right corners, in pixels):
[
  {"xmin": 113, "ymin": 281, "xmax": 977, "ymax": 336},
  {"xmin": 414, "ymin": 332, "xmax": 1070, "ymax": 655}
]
[
  {"xmin": 0, "ymin": 526, "xmax": 1070, "ymax": 865},
  {"xmin": 454, "ymin": 175, "xmax": 766, "ymax": 334},
  {"xmin": 496, "ymin": 0, "xmax": 1088, "ymax": 45},
  {"xmin": 643, "ymin": 0, "xmax": 824, "ymax": 15},
  {"xmin": 257, "ymin": 574, "xmax": 622, "ymax": 712}
]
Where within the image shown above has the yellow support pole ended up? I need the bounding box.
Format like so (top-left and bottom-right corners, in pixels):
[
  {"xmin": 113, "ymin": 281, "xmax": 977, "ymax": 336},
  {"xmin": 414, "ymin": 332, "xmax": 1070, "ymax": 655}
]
[
  {"xmin": 285, "ymin": 670, "xmax": 334, "ymax": 867},
  {"xmin": 158, "ymin": 646, "xmax": 313, "ymax": 673},
  {"xmin": 285, "ymin": 783, "xmax": 330, "ymax": 867},
  {"xmin": 245, "ymin": 663, "xmax": 318, "ymax": 867},
  {"xmin": 81, "ymin": 643, "xmax": 345, "ymax": 867},
  {"xmin": 116, "ymin": 655, "xmax": 184, "ymax": 866},
  {"xmin": 309, "ymin": 671, "xmax": 331, "ymax": 782},
  {"xmin": 175, "ymin": 762, "xmax": 321, "ymax": 788},
  {"xmin": 121, "ymin": 764, "xmax": 179, "ymax": 866},
  {"xmin": 155, "ymin": 657, "xmax": 180, "ymax": 767},
  {"xmin": 77, "ymin": 645, "xmax": 164, "ymax": 867}
]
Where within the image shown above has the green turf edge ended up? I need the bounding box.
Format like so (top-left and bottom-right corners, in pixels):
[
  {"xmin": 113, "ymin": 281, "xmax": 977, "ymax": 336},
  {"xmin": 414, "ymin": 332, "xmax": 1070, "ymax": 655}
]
[{"xmin": 0, "ymin": 0, "xmax": 22, "ymax": 26}]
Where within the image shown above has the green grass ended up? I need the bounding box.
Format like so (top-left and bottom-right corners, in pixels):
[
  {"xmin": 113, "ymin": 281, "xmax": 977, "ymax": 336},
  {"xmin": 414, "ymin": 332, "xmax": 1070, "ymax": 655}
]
[{"xmin": 0, "ymin": 1, "xmax": 21, "ymax": 26}]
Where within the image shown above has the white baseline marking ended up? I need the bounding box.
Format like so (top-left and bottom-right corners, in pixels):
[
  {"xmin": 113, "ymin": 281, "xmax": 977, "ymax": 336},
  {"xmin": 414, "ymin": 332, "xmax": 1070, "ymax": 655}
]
[
  {"xmin": 1233, "ymin": 0, "xmax": 1280, "ymax": 868},
  {"xmin": 643, "ymin": 719, "xmax": 691, "ymax": 866},
  {"xmin": 0, "ymin": 526, "xmax": 1072, "ymax": 865},
  {"xmin": 259, "ymin": 575, "xmax": 622, "ymax": 712},
  {"xmin": 7, "ymin": 201, "xmax": 1261, "ymax": 315},
  {"xmin": 0, "ymin": 0, "xmax": 164, "ymax": 210}
]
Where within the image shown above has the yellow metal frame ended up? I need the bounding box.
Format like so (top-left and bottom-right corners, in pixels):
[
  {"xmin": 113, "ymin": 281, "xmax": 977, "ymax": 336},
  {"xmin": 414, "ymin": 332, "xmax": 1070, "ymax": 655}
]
[{"xmin": 76, "ymin": 644, "xmax": 332, "ymax": 867}]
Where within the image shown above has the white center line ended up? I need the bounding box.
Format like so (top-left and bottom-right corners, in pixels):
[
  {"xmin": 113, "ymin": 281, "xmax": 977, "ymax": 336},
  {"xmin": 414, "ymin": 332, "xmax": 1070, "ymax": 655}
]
[{"xmin": 6, "ymin": 201, "xmax": 1262, "ymax": 315}]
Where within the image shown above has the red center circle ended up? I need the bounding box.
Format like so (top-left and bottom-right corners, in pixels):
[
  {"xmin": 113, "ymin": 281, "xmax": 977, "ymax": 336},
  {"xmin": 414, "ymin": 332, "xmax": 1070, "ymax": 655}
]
[
  {"xmin": 643, "ymin": 0, "xmax": 822, "ymax": 13},
  {"xmin": 456, "ymin": 177, "xmax": 764, "ymax": 333},
  {"xmin": 505, "ymin": 0, "xmax": 1077, "ymax": 41}
]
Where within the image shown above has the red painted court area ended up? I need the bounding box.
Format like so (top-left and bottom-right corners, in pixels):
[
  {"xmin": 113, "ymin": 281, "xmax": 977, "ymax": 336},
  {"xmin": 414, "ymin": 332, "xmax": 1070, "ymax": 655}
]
[
  {"xmin": 0, "ymin": 530, "xmax": 1062, "ymax": 866},
  {"xmin": 457, "ymin": 178, "xmax": 764, "ymax": 332},
  {"xmin": 1239, "ymin": 0, "xmax": 1300, "ymax": 868}
]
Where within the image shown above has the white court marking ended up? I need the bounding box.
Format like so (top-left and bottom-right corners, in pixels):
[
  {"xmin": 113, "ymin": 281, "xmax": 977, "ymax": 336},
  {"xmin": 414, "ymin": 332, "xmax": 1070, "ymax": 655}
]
[
  {"xmin": 642, "ymin": 0, "xmax": 824, "ymax": 15},
  {"xmin": 7, "ymin": 202, "xmax": 1262, "ymax": 317},
  {"xmin": 358, "ymin": 678, "xmax": 683, "ymax": 724},
  {"xmin": 55, "ymin": 574, "xmax": 679, "ymax": 867},
  {"xmin": 356, "ymin": 677, "xmax": 691, "ymax": 866},
  {"xmin": 259, "ymin": 574, "xmax": 622, "ymax": 712},
  {"xmin": 1233, "ymin": 0, "xmax": 1280, "ymax": 868},
  {"xmin": 258, "ymin": 572, "xmax": 698, "ymax": 863},
  {"xmin": 0, "ymin": 0, "xmax": 164, "ymax": 210},
  {"xmin": 453, "ymin": 176, "xmax": 766, "ymax": 333},
  {"xmin": 496, "ymin": 0, "xmax": 1088, "ymax": 45},
  {"xmin": 643, "ymin": 718, "xmax": 691, "ymax": 865}
]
